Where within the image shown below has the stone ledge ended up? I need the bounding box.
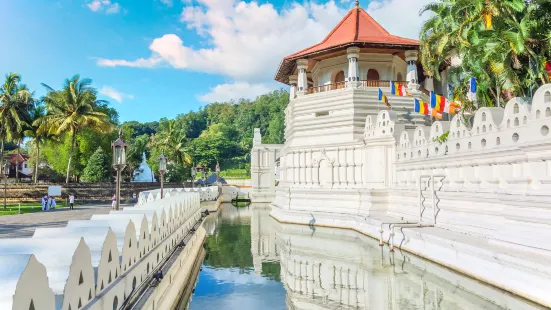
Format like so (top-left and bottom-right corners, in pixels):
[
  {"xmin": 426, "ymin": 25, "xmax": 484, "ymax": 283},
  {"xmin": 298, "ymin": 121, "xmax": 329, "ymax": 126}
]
[{"xmin": 270, "ymin": 206, "xmax": 551, "ymax": 308}]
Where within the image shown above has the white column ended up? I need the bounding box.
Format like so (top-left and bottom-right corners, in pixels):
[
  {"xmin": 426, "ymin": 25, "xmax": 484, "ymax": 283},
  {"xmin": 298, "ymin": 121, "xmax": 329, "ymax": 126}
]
[
  {"xmin": 405, "ymin": 50, "xmax": 420, "ymax": 91},
  {"xmin": 296, "ymin": 59, "xmax": 309, "ymax": 96},
  {"xmin": 424, "ymin": 76, "xmax": 434, "ymax": 92},
  {"xmin": 289, "ymin": 75, "xmax": 298, "ymax": 100},
  {"xmin": 441, "ymin": 69, "xmax": 449, "ymax": 98},
  {"xmin": 347, "ymin": 47, "xmax": 360, "ymax": 88}
]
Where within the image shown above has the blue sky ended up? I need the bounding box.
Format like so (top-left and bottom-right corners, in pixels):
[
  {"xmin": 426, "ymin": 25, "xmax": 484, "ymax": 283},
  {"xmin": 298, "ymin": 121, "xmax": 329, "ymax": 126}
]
[{"xmin": 0, "ymin": 0, "xmax": 429, "ymax": 123}]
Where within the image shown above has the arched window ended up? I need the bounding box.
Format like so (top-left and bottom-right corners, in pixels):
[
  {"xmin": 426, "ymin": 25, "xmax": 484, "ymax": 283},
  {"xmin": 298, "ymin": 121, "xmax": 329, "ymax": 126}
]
[
  {"xmin": 397, "ymin": 72, "xmax": 403, "ymax": 81},
  {"xmin": 113, "ymin": 296, "xmax": 118, "ymax": 310},
  {"xmin": 367, "ymin": 69, "xmax": 380, "ymax": 81},
  {"xmin": 334, "ymin": 71, "xmax": 345, "ymax": 84}
]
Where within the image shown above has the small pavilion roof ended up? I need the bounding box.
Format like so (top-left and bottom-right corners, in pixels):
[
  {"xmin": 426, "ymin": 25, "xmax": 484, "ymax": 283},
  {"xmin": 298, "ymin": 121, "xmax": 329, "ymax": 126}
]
[{"xmin": 275, "ymin": 5, "xmax": 420, "ymax": 84}]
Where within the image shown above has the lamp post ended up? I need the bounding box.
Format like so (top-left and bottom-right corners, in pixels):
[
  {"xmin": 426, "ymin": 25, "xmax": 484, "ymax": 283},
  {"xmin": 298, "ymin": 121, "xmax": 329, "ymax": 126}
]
[
  {"xmin": 158, "ymin": 151, "xmax": 167, "ymax": 199},
  {"xmin": 191, "ymin": 165, "xmax": 196, "ymax": 188},
  {"xmin": 2, "ymin": 161, "xmax": 9, "ymax": 209},
  {"xmin": 111, "ymin": 128, "xmax": 128, "ymax": 211}
]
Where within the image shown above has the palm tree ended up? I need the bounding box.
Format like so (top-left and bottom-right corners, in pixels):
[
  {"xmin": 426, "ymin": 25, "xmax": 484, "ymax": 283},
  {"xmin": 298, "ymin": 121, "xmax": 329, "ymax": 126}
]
[
  {"xmin": 0, "ymin": 73, "xmax": 34, "ymax": 182},
  {"xmin": 154, "ymin": 120, "xmax": 191, "ymax": 166},
  {"xmin": 25, "ymin": 104, "xmax": 50, "ymax": 183},
  {"xmin": 419, "ymin": 0, "xmax": 551, "ymax": 109},
  {"xmin": 36, "ymin": 75, "xmax": 113, "ymax": 183}
]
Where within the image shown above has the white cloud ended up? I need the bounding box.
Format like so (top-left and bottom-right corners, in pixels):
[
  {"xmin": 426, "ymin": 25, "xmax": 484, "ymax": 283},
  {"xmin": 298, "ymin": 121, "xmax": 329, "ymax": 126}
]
[
  {"xmin": 197, "ymin": 82, "xmax": 271, "ymax": 103},
  {"xmin": 96, "ymin": 0, "xmax": 431, "ymax": 102},
  {"xmin": 160, "ymin": 0, "xmax": 173, "ymax": 6},
  {"xmin": 87, "ymin": 0, "xmax": 121, "ymax": 14},
  {"xmin": 99, "ymin": 86, "xmax": 134, "ymax": 103},
  {"xmin": 366, "ymin": 0, "xmax": 432, "ymax": 40}
]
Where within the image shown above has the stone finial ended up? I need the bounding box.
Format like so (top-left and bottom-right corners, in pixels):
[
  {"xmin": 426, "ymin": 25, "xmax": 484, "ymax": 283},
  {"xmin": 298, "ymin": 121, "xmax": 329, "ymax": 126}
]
[
  {"xmin": 355, "ymin": 0, "xmax": 359, "ymax": 7},
  {"xmin": 253, "ymin": 128, "xmax": 262, "ymax": 146}
]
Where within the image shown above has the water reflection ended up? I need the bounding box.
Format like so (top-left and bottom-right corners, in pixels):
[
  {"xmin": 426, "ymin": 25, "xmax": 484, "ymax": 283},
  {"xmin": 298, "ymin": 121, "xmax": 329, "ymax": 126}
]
[{"xmin": 188, "ymin": 204, "xmax": 542, "ymax": 310}]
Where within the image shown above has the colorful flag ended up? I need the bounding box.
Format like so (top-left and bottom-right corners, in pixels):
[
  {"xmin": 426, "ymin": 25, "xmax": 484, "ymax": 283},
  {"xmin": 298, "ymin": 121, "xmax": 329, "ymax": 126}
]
[
  {"xmin": 467, "ymin": 77, "xmax": 477, "ymax": 103},
  {"xmin": 469, "ymin": 77, "xmax": 477, "ymax": 93},
  {"xmin": 378, "ymin": 88, "xmax": 391, "ymax": 109},
  {"xmin": 430, "ymin": 91, "xmax": 446, "ymax": 115},
  {"xmin": 391, "ymin": 82, "xmax": 406, "ymax": 96},
  {"xmin": 447, "ymin": 101, "xmax": 461, "ymax": 115},
  {"xmin": 414, "ymin": 99, "xmax": 429, "ymax": 115}
]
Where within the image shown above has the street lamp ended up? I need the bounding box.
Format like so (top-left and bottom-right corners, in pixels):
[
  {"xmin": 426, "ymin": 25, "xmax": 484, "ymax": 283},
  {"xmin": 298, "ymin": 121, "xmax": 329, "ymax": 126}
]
[
  {"xmin": 111, "ymin": 128, "xmax": 128, "ymax": 210},
  {"xmin": 191, "ymin": 165, "xmax": 197, "ymax": 188},
  {"xmin": 2, "ymin": 161, "xmax": 9, "ymax": 209},
  {"xmin": 158, "ymin": 150, "xmax": 167, "ymax": 199}
]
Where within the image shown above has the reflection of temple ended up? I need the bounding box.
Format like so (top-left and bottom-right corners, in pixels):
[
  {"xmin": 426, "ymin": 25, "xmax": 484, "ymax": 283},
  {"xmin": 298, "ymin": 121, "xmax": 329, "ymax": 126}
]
[
  {"xmin": 249, "ymin": 206, "xmax": 539, "ymax": 310},
  {"xmin": 250, "ymin": 205, "xmax": 280, "ymax": 275}
]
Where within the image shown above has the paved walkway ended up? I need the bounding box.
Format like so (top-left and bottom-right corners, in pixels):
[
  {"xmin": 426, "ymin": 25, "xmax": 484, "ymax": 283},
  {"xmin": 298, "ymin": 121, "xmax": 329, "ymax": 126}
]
[{"xmin": 0, "ymin": 204, "xmax": 131, "ymax": 239}]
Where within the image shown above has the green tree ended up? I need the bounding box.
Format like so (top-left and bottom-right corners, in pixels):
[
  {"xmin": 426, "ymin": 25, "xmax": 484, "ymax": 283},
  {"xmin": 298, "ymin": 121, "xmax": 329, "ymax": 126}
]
[
  {"xmin": 420, "ymin": 0, "xmax": 551, "ymax": 110},
  {"xmin": 24, "ymin": 103, "xmax": 50, "ymax": 183},
  {"xmin": 0, "ymin": 73, "xmax": 34, "ymax": 182},
  {"xmin": 186, "ymin": 123, "xmax": 240, "ymax": 168},
  {"xmin": 82, "ymin": 147, "xmax": 111, "ymax": 182},
  {"xmin": 36, "ymin": 75, "xmax": 113, "ymax": 183}
]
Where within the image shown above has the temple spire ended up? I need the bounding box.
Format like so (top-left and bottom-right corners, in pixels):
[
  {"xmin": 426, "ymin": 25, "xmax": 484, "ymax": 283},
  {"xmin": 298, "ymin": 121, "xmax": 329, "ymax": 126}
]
[{"xmin": 355, "ymin": 0, "xmax": 359, "ymax": 7}]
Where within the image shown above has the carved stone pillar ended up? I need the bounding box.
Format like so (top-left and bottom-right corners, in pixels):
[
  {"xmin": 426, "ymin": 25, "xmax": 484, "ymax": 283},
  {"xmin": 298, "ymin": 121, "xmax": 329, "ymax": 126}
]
[
  {"xmin": 296, "ymin": 59, "xmax": 309, "ymax": 96},
  {"xmin": 346, "ymin": 47, "xmax": 360, "ymax": 88}
]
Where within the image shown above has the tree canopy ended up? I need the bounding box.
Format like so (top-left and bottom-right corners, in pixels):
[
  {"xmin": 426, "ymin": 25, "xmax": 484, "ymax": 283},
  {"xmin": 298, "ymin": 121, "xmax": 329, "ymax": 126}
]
[{"xmin": 420, "ymin": 0, "xmax": 551, "ymax": 110}]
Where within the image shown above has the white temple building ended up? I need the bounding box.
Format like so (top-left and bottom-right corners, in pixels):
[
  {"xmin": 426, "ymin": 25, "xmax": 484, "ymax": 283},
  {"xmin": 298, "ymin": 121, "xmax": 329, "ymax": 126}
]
[
  {"xmin": 251, "ymin": 3, "xmax": 551, "ymax": 308},
  {"xmin": 133, "ymin": 152, "xmax": 156, "ymax": 182}
]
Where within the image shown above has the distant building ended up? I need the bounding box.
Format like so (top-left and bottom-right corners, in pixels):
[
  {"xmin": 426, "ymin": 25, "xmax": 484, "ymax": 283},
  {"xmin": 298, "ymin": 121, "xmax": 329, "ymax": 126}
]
[{"xmin": 5, "ymin": 153, "xmax": 33, "ymax": 180}]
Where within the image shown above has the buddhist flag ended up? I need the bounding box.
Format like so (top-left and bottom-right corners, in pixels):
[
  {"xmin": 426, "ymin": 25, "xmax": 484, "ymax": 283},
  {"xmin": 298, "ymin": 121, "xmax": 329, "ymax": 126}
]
[
  {"xmin": 378, "ymin": 88, "xmax": 391, "ymax": 109},
  {"xmin": 467, "ymin": 77, "xmax": 477, "ymax": 104},
  {"xmin": 414, "ymin": 99, "xmax": 429, "ymax": 115},
  {"xmin": 391, "ymin": 82, "xmax": 406, "ymax": 96},
  {"xmin": 446, "ymin": 101, "xmax": 461, "ymax": 115},
  {"xmin": 430, "ymin": 92, "xmax": 446, "ymax": 119}
]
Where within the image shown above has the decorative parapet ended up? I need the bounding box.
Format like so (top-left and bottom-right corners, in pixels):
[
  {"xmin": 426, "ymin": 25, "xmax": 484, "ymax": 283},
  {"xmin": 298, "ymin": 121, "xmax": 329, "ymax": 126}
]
[
  {"xmin": 365, "ymin": 84, "xmax": 551, "ymax": 193},
  {"xmin": 138, "ymin": 186, "xmax": 219, "ymax": 205},
  {"xmin": 0, "ymin": 191, "xmax": 203, "ymax": 310}
]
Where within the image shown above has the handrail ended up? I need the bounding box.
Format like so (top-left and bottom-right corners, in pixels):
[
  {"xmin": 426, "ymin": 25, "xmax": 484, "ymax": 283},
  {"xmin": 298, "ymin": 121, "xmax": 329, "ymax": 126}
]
[
  {"xmin": 306, "ymin": 81, "xmax": 346, "ymax": 94},
  {"xmin": 305, "ymin": 80, "xmax": 408, "ymax": 95},
  {"xmin": 359, "ymin": 80, "xmax": 408, "ymax": 88}
]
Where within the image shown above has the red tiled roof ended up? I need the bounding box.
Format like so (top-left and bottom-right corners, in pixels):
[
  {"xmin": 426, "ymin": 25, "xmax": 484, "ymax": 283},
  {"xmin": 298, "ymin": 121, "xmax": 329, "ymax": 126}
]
[
  {"xmin": 6, "ymin": 153, "xmax": 29, "ymax": 165},
  {"xmin": 275, "ymin": 6, "xmax": 420, "ymax": 84},
  {"xmin": 286, "ymin": 7, "xmax": 419, "ymax": 59}
]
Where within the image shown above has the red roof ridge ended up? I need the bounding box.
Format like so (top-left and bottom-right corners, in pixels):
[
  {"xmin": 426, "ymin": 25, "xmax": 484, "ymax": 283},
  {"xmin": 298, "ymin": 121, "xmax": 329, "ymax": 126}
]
[{"xmin": 284, "ymin": 7, "xmax": 418, "ymax": 60}]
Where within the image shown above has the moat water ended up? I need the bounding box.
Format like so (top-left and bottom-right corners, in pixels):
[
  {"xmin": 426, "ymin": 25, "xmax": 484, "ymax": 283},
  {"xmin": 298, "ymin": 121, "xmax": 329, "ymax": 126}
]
[{"xmin": 185, "ymin": 204, "xmax": 543, "ymax": 310}]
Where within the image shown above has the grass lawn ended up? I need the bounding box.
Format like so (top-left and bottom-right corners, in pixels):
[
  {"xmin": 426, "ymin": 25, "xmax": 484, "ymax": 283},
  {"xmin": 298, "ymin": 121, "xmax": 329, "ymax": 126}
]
[
  {"xmin": 219, "ymin": 168, "xmax": 250, "ymax": 180},
  {"xmin": 0, "ymin": 202, "xmax": 71, "ymax": 216}
]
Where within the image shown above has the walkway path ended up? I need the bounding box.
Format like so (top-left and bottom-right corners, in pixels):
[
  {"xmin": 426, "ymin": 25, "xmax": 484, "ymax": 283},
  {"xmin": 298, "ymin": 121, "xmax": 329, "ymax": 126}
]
[{"xmin": 0, "ymin": 204, "xmax": 131, "ymax": 239}]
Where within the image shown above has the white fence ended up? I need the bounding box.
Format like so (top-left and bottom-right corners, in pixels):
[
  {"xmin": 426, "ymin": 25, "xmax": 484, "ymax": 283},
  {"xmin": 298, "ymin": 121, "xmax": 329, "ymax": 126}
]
[
  {"xmin": 0, "ymin": 192, "xmax": 202, "ymax": 310},
  {"xmin": 138, "ymin": 186, "xmax": 219, "ymax": 205}
]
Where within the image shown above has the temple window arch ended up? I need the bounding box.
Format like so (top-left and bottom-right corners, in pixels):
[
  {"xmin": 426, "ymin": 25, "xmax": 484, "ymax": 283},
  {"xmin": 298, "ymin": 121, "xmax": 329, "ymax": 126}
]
[
  {"xmin": 397, "ymin": 72, "xmax": 403, "ymax": 81},
  {"xmin": 334, "ymin": 70, "xmax": 345, "ymax": 84},
  {"xmin": 367, "ymin": 69, "xmax": 380, "ymax": 81}
]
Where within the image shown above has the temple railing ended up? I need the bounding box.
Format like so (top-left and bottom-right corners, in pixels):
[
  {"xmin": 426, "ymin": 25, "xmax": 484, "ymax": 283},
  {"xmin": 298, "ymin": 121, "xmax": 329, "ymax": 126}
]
[
  {"xmin": 306, "ymin": 82, "xmax": 346, "ymax": 94},
  {"xmin": 359, "ymin": 80, "xmax": 408, "ymax": 88},
  {"xmin": 304, "ymin": 80, "xmax": 408, "ymax": 95}
]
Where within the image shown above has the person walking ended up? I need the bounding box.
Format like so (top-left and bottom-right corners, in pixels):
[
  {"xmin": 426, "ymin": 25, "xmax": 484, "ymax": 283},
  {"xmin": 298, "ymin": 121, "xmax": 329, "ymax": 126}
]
[
  {"xmin": 111, "ymin": 194, "xmax": 117, "ymax": 210},
  {"xmin": 41, "ymin": 195, "xmax": 47, "ymax": 211},
  {"xmin": 69, "ymin": 194, "xmax": 75, "ymax": 210}
]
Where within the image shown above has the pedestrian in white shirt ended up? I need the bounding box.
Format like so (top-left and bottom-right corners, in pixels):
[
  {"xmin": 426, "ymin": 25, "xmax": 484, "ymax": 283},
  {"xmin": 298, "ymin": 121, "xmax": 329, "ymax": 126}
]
[{"xmin": 69, "ymin": 194, "xmax": 75, "ymax": 210}]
